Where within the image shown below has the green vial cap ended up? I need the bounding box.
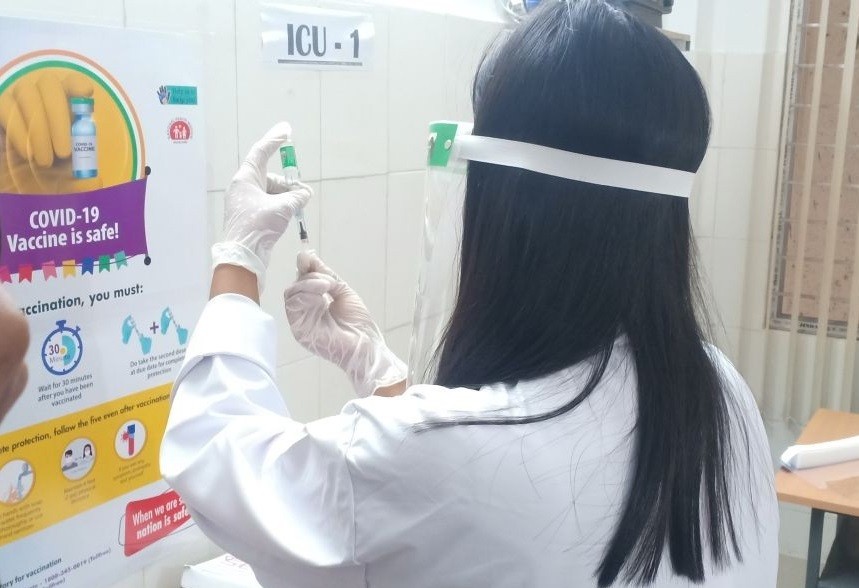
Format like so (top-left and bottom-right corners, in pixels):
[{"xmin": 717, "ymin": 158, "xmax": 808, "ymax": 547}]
[
  {"xmin": 280, "ymin": 145, "xmax": 297, "ymax": 168},
  {"xmin": 70, "ymin": 97, "xmax": 95, "ymax": 105}
]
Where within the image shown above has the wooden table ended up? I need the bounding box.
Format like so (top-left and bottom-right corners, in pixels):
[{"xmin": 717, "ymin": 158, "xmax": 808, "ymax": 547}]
[{"xmin": 776, "ymin": 409, "xmax": 859, "ymax": 588}]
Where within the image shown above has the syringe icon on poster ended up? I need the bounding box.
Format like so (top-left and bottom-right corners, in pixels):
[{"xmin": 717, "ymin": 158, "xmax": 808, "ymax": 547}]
[
  {"xmin": 123, "ymin": 309, "xmax": 188, "ymax": 356},
  {"xmin": 160, "ymin": 307, "xmax": 188, "ymax": 345},
  {"xmin": 121, "ymin": 315, "xmax": 152, "ymax": 355}
]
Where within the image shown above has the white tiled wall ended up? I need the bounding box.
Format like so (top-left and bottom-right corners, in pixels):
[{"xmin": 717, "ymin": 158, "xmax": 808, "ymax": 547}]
[{"xmin": 0, "ymin": 1, "xmax": 504, "ymax": 586}]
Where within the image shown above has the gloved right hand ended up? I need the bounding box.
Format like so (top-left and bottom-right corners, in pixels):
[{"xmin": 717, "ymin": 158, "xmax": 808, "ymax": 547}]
[
  {"xmin": 211, "ymin": 122, "xmax": 312, "ymax": 293},
  {"xmin": 284, "ymin": 251, "xmax": 407, "ymax": 398}
]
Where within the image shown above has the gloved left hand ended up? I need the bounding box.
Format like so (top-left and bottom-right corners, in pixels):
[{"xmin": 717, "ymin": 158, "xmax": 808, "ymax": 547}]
[
  {"xmin": 211, "ymin": 122, "xmax": 312, "ymax": 293},
  {"xmin": 284, "ymin": 251, "xmax": 407, "ymax": 398}
]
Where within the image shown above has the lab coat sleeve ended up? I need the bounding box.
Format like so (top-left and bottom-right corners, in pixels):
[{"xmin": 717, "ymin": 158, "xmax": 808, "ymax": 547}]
[{"xmin": 160, "ymin": 294, "xmax": 365, "ymax": 588}]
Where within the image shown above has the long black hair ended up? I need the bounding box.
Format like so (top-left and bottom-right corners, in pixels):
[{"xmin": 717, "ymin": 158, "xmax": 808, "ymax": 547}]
[{"xmin": 433, "ymin": 1, "xmax": 741, "ymax": 585}]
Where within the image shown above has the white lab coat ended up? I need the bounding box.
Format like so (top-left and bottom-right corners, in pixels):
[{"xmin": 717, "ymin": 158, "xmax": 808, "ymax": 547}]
[{"xmin": 160, "ymin": 294, "xmax": 779, "ymax": 588}]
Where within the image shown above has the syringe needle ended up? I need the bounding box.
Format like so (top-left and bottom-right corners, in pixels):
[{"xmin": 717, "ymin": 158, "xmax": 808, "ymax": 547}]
[{"xmin": 280, "ymin": 141, "xmax": 310, "ymax": 247}]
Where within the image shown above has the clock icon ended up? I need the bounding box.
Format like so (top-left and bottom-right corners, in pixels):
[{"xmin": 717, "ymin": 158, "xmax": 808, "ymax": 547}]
[{"xmin": 41, "ymin": 320, "xmax": 84, "ymax": 376}]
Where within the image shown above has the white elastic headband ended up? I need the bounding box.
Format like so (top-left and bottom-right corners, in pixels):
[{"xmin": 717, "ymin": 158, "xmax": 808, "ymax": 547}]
[{"xmin": 453, "ymin": 134, "xmax": 695, "ymax": 198}]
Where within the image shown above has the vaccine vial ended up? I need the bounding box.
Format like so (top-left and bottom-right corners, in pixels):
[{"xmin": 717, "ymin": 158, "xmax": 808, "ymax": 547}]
[
  {"xmin": 280, "ymin": 143, "xmax": 299, "ymax": 186},
  {"xmin": 280, "ymin": 142, "xmax": 309, "ymax": 245},
  {"xmin": 70, "ymin": 97, "xmax": 98, "ymax": 179}
]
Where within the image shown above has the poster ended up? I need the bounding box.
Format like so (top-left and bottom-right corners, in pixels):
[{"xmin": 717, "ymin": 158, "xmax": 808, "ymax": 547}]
[{"xmin": 0, "ymin": 18, "xmax": 207, "ymax": 588}]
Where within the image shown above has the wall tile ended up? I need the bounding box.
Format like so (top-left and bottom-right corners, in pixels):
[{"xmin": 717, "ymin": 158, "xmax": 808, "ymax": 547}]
[
  {"xmin": 718, "ymin": 54, "xmax": 764, "ymax": 149},
  {"xmin": 124, "ymin": 0, "xmax": 239, "ymax": 191},
  {"xmin": 694, "ymin": 235, "xmax": 715, "ymax": 296},
  {"xmin": 765, "ymin": 0, "xmax": 792, "ymax": 54},
  {"xmin": 661, "ymin": 0, "xmax": 697, "ymax": 42},
  {"xmin": 757, "ymin": 52, "xmax": 787, "ymax": 152},
  {"xmin": 777, "ymin": 555, "xmax": 805, "ymax": 588},
  {"xmin": 822, "ymin": 338, "xmax": 848, "ymax": 409},
  {"xmin": 343, "ymin": 0, "xmax": 505, "ymax": 22},
  {"xmin": 765, "ymin": 417, "xmax": 803, "ymax": 466},
  {"xmin": 385, "ymin": 323, "xmax": 412, "ymax": 366},
  {"xmin": 142, "ymin": 534, "xmax": 220, "ymax": 588},
  {"xmin": 104, "ymin": 572, "xmax": 144, "ymax": 588},
  {"xmin": 319, "ymin": 175, "xmax": 388, "ymax": 324},
  {"xmin": 778, "ymin": 503, "xmax": 838, "ymax": 561},
  {"xmin": 686, "ymin": 50, "xmax": 711, "ymax": 88},
  {"xmin": 691, "ymin": 148, "xmax": 718, "ymax": 238},
  {"xmin": 442, "ymin": 15, "xmax": 504, "ymax": 119},
  {"xmin": 320, "ymin": 8, "xmax": 389, "ymax": 178},
  {"xmin": 277, "ymin": 356, "xmax": 321, "ymax": 422},
  {"xmin": 388, "ymin": 7, "xmax": 446, "ymax": 172},
  {"xmin": 738, "ymin": 328, "xmax": 767, "ymax": 404},
  {"xmin": 711, "ymin": 237, "xmax": 748, "ymax": 329},
  {"xmin": 741, "ymin": 239, "xmax": 770, "ymax": 330},
  {"xmin": 712, "ymin": 325, "xmax": 742, "ymax": 364},
  {"xmin": 778, "ymin": 503, "xmax": 812, "ymax": 559},
  {"xmin": 691, "ymin": 0, "xmax": 716, "ymax": 52},
  {"xmin": 235, "ymin": 0, "xmax": 322, "ymax": 182},
  {"xmin": 706, "ymin": 54, "xmax": 726, "ymax": 149},
  {"xmin": 714, "ymin": 148, "xmax": 756, "ymax": 240},
  {"xmin": 749, "ymin": 148, "xmax": 779, "ymax": 242},
  {"xmin": 791, "ymin": 332, "xmax": 819, "ymax": 422},
  {"xmin": 0, "ymin": 0, "xmax": 123, "ymax": 24},
  {"xmin": 711, "ymin": 0, "xmax": 768, "ymax": 55},
  {"xmin": 385, "ymin": 171, "xmax": 424, "ymax": 329},
  {"xmin": 261, "ymin": 182, "xmax": 321, "ymax": 366},
  {"xmin": 124, "ymin": 0, "xmax": 205, "ymax": 27},
  {"xmin": 762, "ymin": 329, "xmax": 793, "ymax": 418},
  {"xmin": 207, "ymin": 190, "xmax": 226, "ymax": 247},
  {"xmin": 852, "ymin": 347, "xmax": 859, "ymax": 411},
  {"xmin": 204, "ymin": 3, "xmax": 240, "ymax": 192}
]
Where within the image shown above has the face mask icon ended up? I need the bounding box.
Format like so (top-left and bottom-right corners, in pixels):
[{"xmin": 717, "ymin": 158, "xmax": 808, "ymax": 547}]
[
  {"xmin": 121, "ymin": 316, "xmax": 152, "ymax": 355},
  {"xmin": 160, "ymin": 307, "xmax": 188, "ymax": 345}
]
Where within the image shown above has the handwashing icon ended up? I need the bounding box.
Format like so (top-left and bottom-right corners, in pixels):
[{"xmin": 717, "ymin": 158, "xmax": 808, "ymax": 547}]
[
  {"xmin": 160, "ymin": 307, "xmax": 188, "ymax": 345},
  {"xmin": 17, "ymin": 462, "xmax": 32, "ymax": 499},
  {"xmin": 121, "ymin": 316, "xmax": 152, "ymax": 355}
]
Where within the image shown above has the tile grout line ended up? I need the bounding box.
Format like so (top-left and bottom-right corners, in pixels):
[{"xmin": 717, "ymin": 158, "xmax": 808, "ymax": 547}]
[
  {"xmin": 232, "ymin": 0, "xmax": 240, "ymax": 172},
  {"xmin": 383, "ymin": 5, "xmax": 391, "ymax": 334},
  {"xmin": 317, "ymin": 46, "xmax": 323, "ymax": 419}
]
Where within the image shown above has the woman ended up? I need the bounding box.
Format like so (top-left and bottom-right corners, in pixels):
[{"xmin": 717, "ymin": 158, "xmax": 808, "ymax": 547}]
[{"xmin": 161, "ymin": 1, "xmax": 778, "ymax": 586}]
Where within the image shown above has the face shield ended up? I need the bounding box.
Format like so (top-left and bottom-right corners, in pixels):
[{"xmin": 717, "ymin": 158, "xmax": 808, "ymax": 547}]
[{"xmin": 407, "ymin": 120, "xmax": 696, "ymax": 385}]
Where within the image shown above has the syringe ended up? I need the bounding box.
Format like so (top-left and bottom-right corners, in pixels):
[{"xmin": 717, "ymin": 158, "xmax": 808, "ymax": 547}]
[{"xmin": 280, "ymin": 141, "xmax": 310, "ymax": 247}]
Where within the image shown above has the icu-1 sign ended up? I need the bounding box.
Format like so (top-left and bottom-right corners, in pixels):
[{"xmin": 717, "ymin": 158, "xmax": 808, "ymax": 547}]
[{"xmin": 261, "ymin": 3, "xmax": 374, "ymax": 69}]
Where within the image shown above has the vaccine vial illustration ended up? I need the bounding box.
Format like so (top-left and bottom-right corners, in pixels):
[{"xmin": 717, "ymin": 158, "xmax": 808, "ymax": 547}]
[{"xmin": 70, "ymin": 97, "xmax": 98, "ymax": 179}]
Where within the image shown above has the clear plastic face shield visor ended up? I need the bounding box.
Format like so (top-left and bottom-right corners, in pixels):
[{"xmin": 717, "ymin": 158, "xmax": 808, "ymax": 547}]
[{"xmin": 407, "ymin": 121, "xmax": 696, "ymax": 385}]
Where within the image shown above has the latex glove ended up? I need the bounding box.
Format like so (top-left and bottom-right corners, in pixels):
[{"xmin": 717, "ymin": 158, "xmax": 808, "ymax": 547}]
[
  {"xmin": 0, "ymin": 70, "xmax": 104, "ymax": 194},
  {"xmin": 284, "ymin": 251, "xmax": 407, "ymax": 398},
  {"xmin": 211, "ymin": 122, "xmax": 312, "ymax": 293}
]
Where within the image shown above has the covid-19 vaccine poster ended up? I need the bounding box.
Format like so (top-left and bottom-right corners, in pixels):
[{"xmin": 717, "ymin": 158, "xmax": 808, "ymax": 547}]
[{"xmin": 0, "ymin": 18, "xmax": 207, "ymax": 588}]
